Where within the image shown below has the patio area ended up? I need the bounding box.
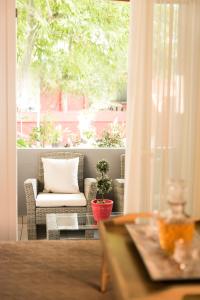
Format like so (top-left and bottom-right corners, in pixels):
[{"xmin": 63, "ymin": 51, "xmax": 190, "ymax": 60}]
[{"xmin": 18, "ymin": 148, "xmax": 125, "ymax": 240}]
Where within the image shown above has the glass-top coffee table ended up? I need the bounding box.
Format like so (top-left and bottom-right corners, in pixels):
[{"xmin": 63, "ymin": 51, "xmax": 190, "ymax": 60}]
[{"xmin": 46, "ymin": 212, "xmax": 122, "ymax": 240}]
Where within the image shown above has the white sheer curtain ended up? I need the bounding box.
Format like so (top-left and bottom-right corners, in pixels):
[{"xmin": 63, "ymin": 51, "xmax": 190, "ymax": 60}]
[
  {"xmin": 125, "ymin": 0, "xmax": 200, "ymax": 216},
  {"xmin": 0, "ymin": 0, "xmax": 17, "ymax": 240}
]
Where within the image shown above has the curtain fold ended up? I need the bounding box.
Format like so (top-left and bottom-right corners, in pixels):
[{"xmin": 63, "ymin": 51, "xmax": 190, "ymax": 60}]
[{"xmin": 125, "ymin": 0, "xmax": 200, "ymax": 216}]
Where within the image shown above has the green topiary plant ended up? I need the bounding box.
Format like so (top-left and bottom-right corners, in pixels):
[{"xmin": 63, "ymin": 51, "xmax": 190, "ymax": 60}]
[{"xmin": 96, "ymin": 159, "xmax": 112, "ymax": 203}]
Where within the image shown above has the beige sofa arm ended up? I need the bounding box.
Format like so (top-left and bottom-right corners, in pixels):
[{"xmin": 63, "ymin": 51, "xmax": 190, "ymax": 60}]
[
  {"xmin": 84, "ymin": 178, "xmax": 97, "ymax": 212},
  {"xmin": 113, "ymin": 178, "xmax": 125, "ymax": 212}
]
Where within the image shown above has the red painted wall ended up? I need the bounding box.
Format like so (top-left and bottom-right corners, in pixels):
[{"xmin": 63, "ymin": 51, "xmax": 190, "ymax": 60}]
[{"xmin": 40, "ymin": 91, "xmax": 89, "ymax": 112}]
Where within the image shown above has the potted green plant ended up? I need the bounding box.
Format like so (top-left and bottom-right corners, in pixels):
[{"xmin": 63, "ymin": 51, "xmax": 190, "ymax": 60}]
[{"xmin": 91, "ymin": 159, "xmax": 113, "ymax": 222}]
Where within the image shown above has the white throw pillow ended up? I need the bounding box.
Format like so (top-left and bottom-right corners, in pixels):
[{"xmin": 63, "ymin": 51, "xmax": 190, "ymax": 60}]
[{"xmin": 42, "ymin": 157, "xmax": 80, "ymax": 193}]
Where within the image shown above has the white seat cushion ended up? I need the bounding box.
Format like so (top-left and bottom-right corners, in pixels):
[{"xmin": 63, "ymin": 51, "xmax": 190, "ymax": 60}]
[{"xmin": 36, "ymin": 192, "xmax": 86, "ymax": 207}]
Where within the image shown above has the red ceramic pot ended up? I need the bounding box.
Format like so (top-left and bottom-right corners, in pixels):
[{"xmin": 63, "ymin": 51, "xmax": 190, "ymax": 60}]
[{"xmin": 91, "ymin": 199, "xmax": 113, "ymax": 222}]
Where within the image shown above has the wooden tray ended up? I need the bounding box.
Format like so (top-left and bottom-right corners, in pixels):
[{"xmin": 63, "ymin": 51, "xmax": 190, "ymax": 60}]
[{"xmin": 126, "ymin": 224, "xmax": 200, "ymax": 282}]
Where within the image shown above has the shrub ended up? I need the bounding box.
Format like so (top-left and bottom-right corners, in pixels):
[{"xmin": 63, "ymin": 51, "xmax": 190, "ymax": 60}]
[
  {"xmin": 29, "ymin": 117, "xmax": 62, "ymax": 147},
  {"xmin": 17, "ymin": 137, "xmax": 29, "ymax": 148},
  {"xmin": 96, "ymin": 122, "xmax": 125, "ymax": 148}
]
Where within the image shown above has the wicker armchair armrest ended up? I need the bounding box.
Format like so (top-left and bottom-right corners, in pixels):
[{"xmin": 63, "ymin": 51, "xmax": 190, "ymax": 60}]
[
  {"xmin": 24, "ymin": 179, "xmax": 38, "ymax": 240},
  {"xmin": 113, "ymin": 178, "xmax": 125, "ymax": 212},
  {"xmin": 24, "ymin": 178, "xmax": 38, "ymax": 212},
  {"xmin": 113, "ymin": 178, "xmax": 125, "ymax": 188},
  {"xmin": 84, "ymin": 178, "xmax": 97, "ymax": 211}
]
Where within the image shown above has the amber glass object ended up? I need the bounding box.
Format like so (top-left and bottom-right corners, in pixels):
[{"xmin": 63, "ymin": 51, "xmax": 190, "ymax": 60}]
[{"xmin": 158, "ymin": 180, "xmax": 195, "ymax": 254}]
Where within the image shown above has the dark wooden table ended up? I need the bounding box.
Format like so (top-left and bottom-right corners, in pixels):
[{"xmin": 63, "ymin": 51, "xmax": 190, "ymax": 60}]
[{"xmin": 99, "ymin": 213, "xmax": 200, "ymax": 300}]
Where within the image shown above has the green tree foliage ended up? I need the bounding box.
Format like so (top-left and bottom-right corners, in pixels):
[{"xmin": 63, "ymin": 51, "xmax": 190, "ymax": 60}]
[{"xmin": 17, "ymin": 0, "xmax": 130, "ymax": 102}]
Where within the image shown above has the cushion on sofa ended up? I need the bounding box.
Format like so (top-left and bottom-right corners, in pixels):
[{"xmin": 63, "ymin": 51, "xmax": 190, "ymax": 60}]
[
  {"xmin": 42, "ymin": 157, "xmax": 79, "ymax": 193},
  {"xmin": 36, "ymin": 192, "xmax": 86, "ymax": 207}
]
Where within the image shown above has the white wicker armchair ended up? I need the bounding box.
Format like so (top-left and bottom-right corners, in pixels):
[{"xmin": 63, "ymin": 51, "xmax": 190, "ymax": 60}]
[
  {"xmin": 24, "ymin": 152, "xmax": 97, "ymax": 240},
  {"xmin": 113, "ymin": 154, "xmax": 125, "ymax": 212}
]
